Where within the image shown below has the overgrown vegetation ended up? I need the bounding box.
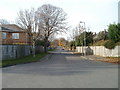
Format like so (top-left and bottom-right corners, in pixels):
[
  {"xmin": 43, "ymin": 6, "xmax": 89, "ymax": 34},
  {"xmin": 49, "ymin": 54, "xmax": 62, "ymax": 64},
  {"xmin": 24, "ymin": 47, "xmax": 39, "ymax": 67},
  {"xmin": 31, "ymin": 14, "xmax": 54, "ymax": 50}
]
[
  {"xmin": 103, "ymin": 23, "xmax": 120, "ymax": 49},
  {"xmin": 69, "ymin": 23, "xmax": 120, "ymax": 50},
  {"xmin": 69, "ymin": 31, "xmax": 104, "ymax": 48},
  {"xmin": 92, "ymin": 40, "xmax": 108, "ymax": 46},
  {"xmin": 104, "ymin": 40, "xmax": 116, "ymax": 49},
  {"xmin": 108, "ymin": 23, "xmax": 120, "ymax": 43},
  {"xmin": 116, "ymin": 42, "xmax": 120, "ymax": 46},
  {"xmin": 69, "ymin": 41, "xmax": 75, "ymax": 50},
  {"xmin": 75, "ymin": 32, "xmax": 94, "ymax": 46},
  {"xmin": 1, "ymin": 53, "xmax": 47, "ymax": 67},
  {"xmin": 94, "ymin": 30, "xmax": 109, "ymax": 42}
]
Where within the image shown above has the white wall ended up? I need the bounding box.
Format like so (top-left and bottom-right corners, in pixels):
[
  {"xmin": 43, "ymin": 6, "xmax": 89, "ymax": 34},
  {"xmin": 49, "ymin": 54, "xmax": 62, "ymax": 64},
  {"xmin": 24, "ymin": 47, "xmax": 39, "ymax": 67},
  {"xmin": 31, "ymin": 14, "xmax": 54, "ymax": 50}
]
[{"xmin": 76, "ymin": 46, "xmax": 120, "ymax": 57}]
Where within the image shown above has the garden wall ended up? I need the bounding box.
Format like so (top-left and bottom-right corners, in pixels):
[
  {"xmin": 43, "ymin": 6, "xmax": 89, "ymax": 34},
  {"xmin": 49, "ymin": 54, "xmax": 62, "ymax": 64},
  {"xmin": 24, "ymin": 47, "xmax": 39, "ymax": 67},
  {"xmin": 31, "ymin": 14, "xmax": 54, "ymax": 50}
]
[{"xmin": 76, "ymin": 46, "xmax": 120, "ymax": 57}]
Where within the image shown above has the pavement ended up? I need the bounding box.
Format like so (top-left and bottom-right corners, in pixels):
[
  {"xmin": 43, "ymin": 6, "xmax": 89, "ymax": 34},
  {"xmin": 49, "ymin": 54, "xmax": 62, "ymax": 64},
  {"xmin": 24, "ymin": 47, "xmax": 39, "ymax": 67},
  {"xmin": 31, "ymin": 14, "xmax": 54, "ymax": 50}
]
[
  {"xmin": 77, "ymin": 54, "xmax": 119, "ymax": 64},
  {"xmin": 81, "ymin": 55, "xmax": 108, "ymax": 61},
  {"xmin": 2, "ymin": 47, "xmax": 118, "ymax": 88}
]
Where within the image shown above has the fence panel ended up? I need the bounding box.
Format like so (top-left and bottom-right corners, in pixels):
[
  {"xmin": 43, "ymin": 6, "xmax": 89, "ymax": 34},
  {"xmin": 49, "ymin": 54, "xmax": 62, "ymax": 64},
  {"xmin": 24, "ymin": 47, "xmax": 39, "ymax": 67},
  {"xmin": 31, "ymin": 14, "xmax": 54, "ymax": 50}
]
[{"xmin": 0, "ymin": 45, "xmax": 44, "ymax": 60}]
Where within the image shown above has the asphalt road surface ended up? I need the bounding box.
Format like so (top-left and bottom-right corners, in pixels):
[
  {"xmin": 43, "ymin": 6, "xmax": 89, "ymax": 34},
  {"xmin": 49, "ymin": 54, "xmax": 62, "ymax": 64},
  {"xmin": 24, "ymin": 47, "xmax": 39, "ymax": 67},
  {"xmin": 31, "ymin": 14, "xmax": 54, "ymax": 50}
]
[{"xmin": 2, "ymin": 47, "xmax": 118, "ymax": 88}]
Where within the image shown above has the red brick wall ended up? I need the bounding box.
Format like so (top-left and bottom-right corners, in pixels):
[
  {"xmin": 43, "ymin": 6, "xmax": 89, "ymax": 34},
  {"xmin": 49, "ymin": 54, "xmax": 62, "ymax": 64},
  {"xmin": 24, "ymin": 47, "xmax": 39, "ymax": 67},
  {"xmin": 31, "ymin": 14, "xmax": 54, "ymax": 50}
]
[{"xmin": 1, "ymin": 31, "xmax": 29, "ymax": 45}]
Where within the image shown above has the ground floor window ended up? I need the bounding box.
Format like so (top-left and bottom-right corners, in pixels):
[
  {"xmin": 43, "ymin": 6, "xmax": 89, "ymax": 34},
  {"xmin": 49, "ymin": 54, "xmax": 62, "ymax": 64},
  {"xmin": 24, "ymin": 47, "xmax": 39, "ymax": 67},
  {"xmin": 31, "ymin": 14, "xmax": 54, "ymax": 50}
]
[
  {"xmin": 12, "ymin": 33, "xmax": 19, "ymax": 39},
  {"xmin": 2, "ymin": 32, "xmax": 7, "ymax": 39}
]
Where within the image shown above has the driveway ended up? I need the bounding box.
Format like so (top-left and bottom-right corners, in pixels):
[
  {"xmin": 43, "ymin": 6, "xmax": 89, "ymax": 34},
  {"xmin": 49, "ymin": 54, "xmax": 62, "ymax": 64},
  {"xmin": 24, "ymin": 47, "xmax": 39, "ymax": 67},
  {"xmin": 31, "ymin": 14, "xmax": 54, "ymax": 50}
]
[{"xmin": 2, "ymin": 47, "xmax": 118, "ymax": 88}]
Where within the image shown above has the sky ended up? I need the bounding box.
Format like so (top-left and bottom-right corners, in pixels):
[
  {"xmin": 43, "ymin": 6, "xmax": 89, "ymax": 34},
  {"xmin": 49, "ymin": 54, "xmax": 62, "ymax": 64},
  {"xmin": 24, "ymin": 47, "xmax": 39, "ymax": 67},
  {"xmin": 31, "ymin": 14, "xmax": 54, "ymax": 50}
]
[{"xmin": 0, "ymin": 0, "xmax": 119, "ymax": 40}]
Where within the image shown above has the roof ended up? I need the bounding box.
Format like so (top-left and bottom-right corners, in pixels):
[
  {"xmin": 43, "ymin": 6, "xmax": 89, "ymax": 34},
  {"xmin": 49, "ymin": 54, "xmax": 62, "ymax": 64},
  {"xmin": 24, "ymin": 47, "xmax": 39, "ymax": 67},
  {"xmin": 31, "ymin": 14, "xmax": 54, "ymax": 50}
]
[{"xmin": 0, "ymin": 24, "xmax": 26, "ymax": 32}]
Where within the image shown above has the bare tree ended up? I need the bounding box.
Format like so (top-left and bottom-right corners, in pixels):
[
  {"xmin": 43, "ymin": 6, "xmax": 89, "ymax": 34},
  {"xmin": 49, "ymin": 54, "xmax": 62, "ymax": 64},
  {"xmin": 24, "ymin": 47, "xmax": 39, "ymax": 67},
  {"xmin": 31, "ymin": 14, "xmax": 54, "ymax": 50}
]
[
  {"xmin": 16, "ymin": 8, "xmax": 41, "ymax": 57},
  {"xmin": 0, "ymin": 19, "xmax": 9, "ymax": 24},
  {"xmin": 37, "ymin": 4, "xmax": 67, "ymax": 53}
]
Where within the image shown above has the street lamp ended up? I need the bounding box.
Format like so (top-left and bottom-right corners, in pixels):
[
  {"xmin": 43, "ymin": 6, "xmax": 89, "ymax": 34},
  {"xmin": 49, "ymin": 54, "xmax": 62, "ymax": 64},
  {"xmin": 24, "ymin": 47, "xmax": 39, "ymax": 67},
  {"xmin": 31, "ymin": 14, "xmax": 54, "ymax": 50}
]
[{"xmin": 80, "ymin": 21, "xmax": 86, "ymax": 56}]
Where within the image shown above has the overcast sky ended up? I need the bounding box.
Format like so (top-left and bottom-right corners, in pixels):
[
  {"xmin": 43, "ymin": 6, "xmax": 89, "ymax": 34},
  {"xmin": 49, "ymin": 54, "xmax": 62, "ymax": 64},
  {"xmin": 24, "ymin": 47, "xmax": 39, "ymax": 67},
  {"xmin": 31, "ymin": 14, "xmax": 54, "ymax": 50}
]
[{"xmin": 0, "ymin": 0, "xmax": 119, "ymax": 39}]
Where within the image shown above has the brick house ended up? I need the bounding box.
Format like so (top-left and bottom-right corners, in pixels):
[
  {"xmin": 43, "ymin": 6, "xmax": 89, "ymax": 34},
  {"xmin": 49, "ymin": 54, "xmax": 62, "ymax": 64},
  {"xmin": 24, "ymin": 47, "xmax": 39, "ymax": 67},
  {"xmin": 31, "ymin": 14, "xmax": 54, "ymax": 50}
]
[{"xmin": 0, "ymin": 24, "xmax": 30, "ymax": 45}]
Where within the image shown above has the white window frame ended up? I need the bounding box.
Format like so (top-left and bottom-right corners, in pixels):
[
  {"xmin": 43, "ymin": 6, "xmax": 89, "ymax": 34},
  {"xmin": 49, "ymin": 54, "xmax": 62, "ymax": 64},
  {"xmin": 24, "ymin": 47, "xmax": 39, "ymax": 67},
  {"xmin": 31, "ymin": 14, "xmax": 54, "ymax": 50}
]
[
  {"xmin": 2, "ymin": 32, "xmax": 7, "ymax": 39},
  {"xmin": 12, "ymin": 33, "xmax": 19, "ymax": 39}
]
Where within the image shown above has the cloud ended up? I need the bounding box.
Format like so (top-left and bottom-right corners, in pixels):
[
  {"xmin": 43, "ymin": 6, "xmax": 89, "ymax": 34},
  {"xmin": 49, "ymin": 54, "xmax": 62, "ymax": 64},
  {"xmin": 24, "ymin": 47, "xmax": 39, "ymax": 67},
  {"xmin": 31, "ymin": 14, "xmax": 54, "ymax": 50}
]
[{"xmin": 0, "ymin": 0, "xmax": 118, "ymax": 33}]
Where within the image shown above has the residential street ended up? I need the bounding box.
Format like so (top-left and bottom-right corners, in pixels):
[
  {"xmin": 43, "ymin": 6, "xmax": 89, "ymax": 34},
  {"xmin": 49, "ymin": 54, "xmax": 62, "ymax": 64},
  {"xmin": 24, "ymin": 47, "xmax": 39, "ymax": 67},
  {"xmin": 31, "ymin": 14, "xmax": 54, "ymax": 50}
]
[{"xmin": 2, "ymin": 47, "xmax": 118, "ymax": 88}]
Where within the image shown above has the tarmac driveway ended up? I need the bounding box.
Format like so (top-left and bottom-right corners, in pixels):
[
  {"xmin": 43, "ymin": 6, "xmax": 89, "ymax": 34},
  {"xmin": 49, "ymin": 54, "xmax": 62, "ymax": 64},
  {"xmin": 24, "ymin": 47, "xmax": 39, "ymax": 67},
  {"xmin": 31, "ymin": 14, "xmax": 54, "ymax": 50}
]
[{"xmin": 2, "ymin": 48, "xmax": 118, "ymax": 88}]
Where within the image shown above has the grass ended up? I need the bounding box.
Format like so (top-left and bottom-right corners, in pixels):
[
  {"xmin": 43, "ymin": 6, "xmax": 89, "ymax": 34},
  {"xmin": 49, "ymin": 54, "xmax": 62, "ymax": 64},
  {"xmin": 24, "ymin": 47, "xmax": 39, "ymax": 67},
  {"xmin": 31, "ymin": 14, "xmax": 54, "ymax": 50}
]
[
  {"xmin": 0, "ymin": 52, "xmax": 48, "ymax": 67},
  {"xmin": 48, "ymin": 48, "xmax": 56, "ymax": 51}
]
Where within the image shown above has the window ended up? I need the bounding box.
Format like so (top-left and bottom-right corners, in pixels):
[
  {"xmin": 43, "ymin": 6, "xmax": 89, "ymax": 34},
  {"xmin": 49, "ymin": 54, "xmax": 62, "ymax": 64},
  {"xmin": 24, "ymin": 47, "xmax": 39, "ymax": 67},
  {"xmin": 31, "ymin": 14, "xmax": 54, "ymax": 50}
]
[
  {"xmin": 2, "ymin": 32, "xmax": 6, "ymax": 39},
  {"xmin": 12, "ymin": 33, "xmax": 19, "ymax": 39}
]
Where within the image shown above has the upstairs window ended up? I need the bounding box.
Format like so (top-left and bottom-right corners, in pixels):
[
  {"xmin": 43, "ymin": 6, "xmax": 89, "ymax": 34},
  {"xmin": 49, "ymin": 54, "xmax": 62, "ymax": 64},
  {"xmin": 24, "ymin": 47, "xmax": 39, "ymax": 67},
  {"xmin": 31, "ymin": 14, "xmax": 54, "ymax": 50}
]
[
  {"xmin": 12, "ymin": 33, "xmax": 19, "ymax": 39},
  {"xmin": 2, "ymin": 32, "xmax": 6, "ymax": 39}
]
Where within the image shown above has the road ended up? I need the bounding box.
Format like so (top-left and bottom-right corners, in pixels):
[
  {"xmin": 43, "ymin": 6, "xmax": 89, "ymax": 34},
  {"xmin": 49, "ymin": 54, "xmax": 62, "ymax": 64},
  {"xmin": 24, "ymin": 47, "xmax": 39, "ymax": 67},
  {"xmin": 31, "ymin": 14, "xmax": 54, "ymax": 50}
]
[{"xmin": 2, "ymin": 47, "xmax": 118, "ymax": 88}]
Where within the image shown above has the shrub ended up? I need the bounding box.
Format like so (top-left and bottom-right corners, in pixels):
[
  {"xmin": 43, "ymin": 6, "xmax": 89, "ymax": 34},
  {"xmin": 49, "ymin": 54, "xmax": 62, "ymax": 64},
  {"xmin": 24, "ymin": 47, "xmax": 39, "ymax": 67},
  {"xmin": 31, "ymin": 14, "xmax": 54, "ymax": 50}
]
[
  {"xmin": 116, "ymin": 42, "xmax": 120, "ymax": 46},
  {"xmin": 104, "ymin": 40, "xmax": 116, "ymax": 49},
  {"xmin": 108, "ymin": 23, "xmax": 120, "ymax": 43}
]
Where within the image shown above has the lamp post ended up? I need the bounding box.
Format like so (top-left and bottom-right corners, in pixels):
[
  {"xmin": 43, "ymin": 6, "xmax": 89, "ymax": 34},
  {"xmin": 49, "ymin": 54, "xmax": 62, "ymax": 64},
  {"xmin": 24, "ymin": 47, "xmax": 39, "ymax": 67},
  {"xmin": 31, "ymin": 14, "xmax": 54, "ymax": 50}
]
[{"xmin": 80, "ymin": 21, "xmax": 86, "ymax": 56}]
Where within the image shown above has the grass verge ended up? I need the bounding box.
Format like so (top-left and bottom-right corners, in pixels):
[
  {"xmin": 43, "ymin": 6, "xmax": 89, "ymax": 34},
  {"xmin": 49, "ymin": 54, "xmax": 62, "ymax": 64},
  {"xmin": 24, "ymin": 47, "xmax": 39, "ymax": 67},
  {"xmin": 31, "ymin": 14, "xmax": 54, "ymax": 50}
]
[
  {"xmin": 0, "ymin": 52, "xmax": 48, "ymax": 67},
  {"xmin": 48, "ymin": 49, "xmax": 56, "ymax": 51}
]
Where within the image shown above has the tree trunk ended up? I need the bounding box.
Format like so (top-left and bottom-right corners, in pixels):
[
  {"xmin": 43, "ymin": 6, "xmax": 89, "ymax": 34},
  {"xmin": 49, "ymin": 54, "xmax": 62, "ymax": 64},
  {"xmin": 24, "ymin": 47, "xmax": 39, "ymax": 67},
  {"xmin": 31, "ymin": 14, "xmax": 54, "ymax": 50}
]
[
  {"xmin": 44, "ymin": 38, "xmax": 48, "ymax": 53},
  {"xmin": 32, "ymin": 41, "xmax": 36, "ymax": 57}
]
